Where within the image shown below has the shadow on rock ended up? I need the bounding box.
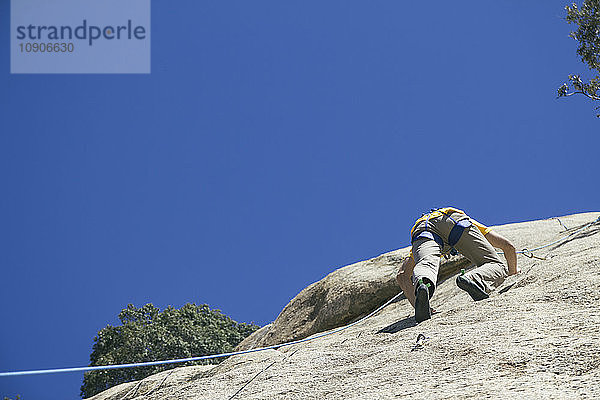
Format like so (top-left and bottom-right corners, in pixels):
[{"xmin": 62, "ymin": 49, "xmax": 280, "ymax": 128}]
[
  {"xmin": 550, "ymin": 225, "xmax": 600, "ymax": 251},
  {"xmin": 377, "ymin": 316, "xmax": 416, "ymax": 334}
]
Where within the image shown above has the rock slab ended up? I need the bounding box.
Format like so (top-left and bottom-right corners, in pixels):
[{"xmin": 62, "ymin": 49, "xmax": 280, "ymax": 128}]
[{"xmin": 89, "ymin": 212, "xmax": 600, "ymax": 400}]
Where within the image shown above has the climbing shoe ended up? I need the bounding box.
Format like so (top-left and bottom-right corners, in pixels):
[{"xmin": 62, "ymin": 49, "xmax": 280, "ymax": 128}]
[
  {"xmin": 414, "ymin": 282, "xmax": 431, "ymax": 323},
  {"xmin": 456, "ymin": 275, "xmax": 489, "ymax": 301}
]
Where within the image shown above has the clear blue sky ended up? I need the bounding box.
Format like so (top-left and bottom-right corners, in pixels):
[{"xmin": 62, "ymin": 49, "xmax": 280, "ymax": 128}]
[{"xmin": 1, "ymin": 1, "xmax": 598, "ymax": 399}]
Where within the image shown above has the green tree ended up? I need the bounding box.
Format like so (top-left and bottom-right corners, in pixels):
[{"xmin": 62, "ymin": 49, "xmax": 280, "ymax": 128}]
[
  {"xmin": 558, "ymin": 1, "xmax": 600, "ymax": 116},
  {"xmin": 80, "ymin": 303, "xmax": 259, "ymax": 398}
]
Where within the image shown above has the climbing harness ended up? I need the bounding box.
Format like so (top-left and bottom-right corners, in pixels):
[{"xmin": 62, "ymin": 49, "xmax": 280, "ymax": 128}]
[
  {"xmin": 411, "ymin": 208, "xmax": 471, "ymax": 256},
  {"xmin": 411, "ymin": 230, "xmax": 444, "ymax": 248},
  {"xmin": 444, "ymin": 213, "xmax": 472, "ymax": 247}
]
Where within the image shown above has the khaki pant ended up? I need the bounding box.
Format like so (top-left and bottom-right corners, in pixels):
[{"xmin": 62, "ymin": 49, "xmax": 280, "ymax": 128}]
[{"xmin": 411, "ymin": 212, "xmax": 508, "ymax": 294}]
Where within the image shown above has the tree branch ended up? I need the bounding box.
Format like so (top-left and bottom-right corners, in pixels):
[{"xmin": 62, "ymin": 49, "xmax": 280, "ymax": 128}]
[{"xmin": 563, "ymin": 90, "xmax": 600, "ymax": 101}]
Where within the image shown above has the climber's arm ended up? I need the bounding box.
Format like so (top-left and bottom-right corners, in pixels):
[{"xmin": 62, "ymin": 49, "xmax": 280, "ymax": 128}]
[
  {"xmin": 396, "ymin": 255, "xmax": 416, "ymax": 307},
  {"xmin": 484, "ymin": 230, "xmax": 519, "ymax": 275}
]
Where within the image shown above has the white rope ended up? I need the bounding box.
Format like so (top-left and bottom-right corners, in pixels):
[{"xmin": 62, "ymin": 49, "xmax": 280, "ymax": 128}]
[{"xmin": 0, "ymin": 292, "xmax": 403, "ymax": 377}]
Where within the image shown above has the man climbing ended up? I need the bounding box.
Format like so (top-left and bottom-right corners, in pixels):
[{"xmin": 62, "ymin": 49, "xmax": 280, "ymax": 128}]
[{"xmin": 395, "ymin": 207, "xmax": 519, "ymax": 323}]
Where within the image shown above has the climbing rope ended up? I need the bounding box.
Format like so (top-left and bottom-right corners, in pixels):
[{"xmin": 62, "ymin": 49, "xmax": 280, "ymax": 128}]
[
  {"xmin": 551, "ymin": 217, "xmax": 569, "ymax": 232},
  {"xmin": 1, "ymin": 215, "xmax": 598, "ymax": 378},
  {"xmin": 513, "ymin": 215, "xmax": 599, "ymax": 257},
  {"xmin": 0, "ymin": 291, "xmax": 404, "ymax": 377}
]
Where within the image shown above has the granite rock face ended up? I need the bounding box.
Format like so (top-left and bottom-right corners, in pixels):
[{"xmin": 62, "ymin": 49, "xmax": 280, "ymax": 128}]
[
  {"xmin": 236, "ymin": 245, "xmax": 470, "ymax": 351},
  {"xmin": 89, "ymin": 212, "xmax": 600, "ymax": 400}
]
